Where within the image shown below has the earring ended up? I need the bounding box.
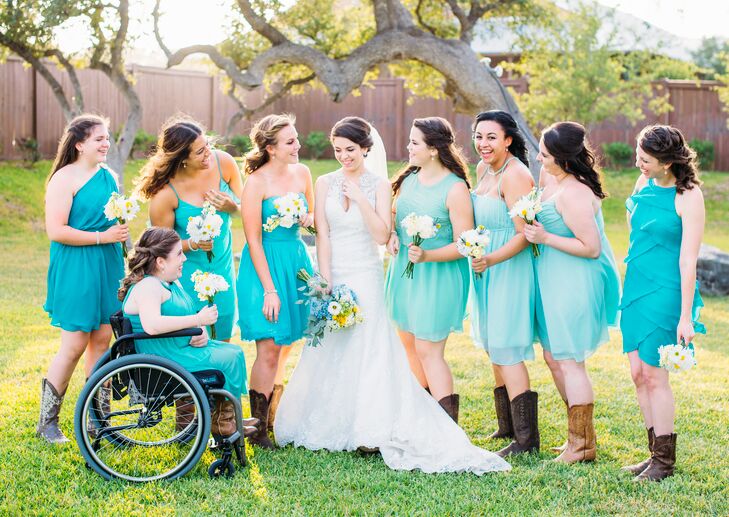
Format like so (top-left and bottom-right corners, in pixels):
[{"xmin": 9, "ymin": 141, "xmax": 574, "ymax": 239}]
[
  {"xmin": 431, "ymin": 155, "xmax": 435, "ymax": 161},
  {"xmin": 182, "ymin": 161, "xmax": 187, "ymax": 168}
]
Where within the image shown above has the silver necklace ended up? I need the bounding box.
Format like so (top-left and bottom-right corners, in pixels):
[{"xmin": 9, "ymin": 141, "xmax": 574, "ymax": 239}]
[{"xmin": 485, "ymin": 156, "xmax": 514, "ymax": 176}]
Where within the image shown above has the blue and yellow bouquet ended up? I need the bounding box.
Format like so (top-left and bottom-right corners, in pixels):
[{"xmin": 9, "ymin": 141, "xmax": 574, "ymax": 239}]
[{"xmin": 297, "ymin": 269, "xmax": 364, "ymax": 347}]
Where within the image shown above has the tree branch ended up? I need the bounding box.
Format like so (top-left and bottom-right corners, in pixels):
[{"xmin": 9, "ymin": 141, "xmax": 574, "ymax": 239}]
[
  {"xmin": 235, "ymin": 0, "xmax": 287, "ymax": 45},
  {"xmin": 152, "ymin": 0, "xmax": 171, "ymax": 59},
  {"xmin": 414, "ymin": 0, "xmax": 439, "ymax": 36},
  {"xmin": 43, "ymin": 49, "xmax": 85, "ymax": 112}
]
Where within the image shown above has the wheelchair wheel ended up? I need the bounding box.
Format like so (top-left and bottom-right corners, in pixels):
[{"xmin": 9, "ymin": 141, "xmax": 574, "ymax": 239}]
[{"xmin": 74, "ymin": 354, "xmax": 211, "ymax": 482}]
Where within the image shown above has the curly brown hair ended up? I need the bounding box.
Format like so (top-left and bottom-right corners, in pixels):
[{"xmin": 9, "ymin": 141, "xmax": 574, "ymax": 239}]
[
  {"xmin": 118, "ymin": 227, "xmax": 181, "ymax": 301},
  {"xmin": 637, "ymin": 125, "xmax": 702, "ymax": 194},
  {"xmin": 135, "ymin": 116, "xmax": 204, "ymax": 199},
  {"xmin": 391, "ymin": 117, "xmax": 471, "ymax": 196},
  {"xmin": 244, "ymin": 113, "xmax": 296, "ymax": 175}
]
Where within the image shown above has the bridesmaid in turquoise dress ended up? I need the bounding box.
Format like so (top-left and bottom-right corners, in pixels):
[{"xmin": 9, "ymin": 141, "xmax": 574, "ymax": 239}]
[
  {"xmin": 620, "ymin": 125, "xmax": 705, "ymax": 482},
  {"xmin": 524, "ymin": 121, "xmax": 620, "ymax": 464},
  {"xmin": 384, "ymin": 117, "xmax": 474, "ymax": 423},
  {"xmin": 138, "ymin": 117, "xmax": 243, "ymax": 342},
  {"xmin": 237, "ymin": 114, "xmax": 314, "ymax": 448},
  {"xmin": 469, "ymin": 111, "xmax": 539, "ymax": 457},
  {"xmin": 38, "ymin": 115, "xmax": 127, "ymax": 444},
  {"xmin": 120, "ymin": 227, "xmax": 256, "ymax": 438}
]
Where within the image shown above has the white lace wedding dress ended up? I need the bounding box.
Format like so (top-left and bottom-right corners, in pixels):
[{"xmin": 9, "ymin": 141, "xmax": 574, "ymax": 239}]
[{"xmin": 274, "ymin": 170, "xmax": 510, "ymax": 475}]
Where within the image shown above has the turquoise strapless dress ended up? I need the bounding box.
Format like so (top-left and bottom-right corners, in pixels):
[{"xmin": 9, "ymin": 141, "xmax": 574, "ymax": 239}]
[
  {"xmin": 44, "ymin": 167, "xmax": 124, "ymax": 332},
  {"xmin": 620, "ymin": 178, "xmax": 705, "ymax": 367},
  {"xmin": 534, "ymin": 200, "xmax": 621, "ymax": 361},
  {"xmin": 385, "ymin": 173, "xmax": 470, "ymax": 342},
  {"xmin": 470, "ymin": 189, "xmax": 536, "ymax": 365},
  {"xmin": 169, "ymin": 153, "xmax": 237, "ymax": 340},
  {"xmin": 123, "ymin": 279, "xmax": 247, "ymax": 398},
  {"xmin": 236, "ymin": 193, "xmax": 312, "ymax": 345}
]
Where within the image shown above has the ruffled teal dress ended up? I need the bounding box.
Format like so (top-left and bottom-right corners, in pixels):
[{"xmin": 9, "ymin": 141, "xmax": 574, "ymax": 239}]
[
  {"xmin": 534, "ymin": 200, "xmax": 621, "ymax": 361},
  {"xmin": 470, "ymin": 171, "xmax": 536, "ymax": 365},
  {"xmin": 169, "ymin": 152, "xmax": 237, "ymax": 340},
  {"xmin": 44, "ymin": 167, "xmax": 124, "ymax": 332},
  {"xmin": 237, "ymin": 193, "xmax": 312, "ymax": 345},
  {"xmin": 385, "ymin": 173, "xmax": 470, "ymax": 342},
  {"xmin": 123, "ymin": 278, "xmax": 247, "ymax": 398},
  {"xmin": 620, "ymin": 178, "xmax": 705, "ymax": 366}
]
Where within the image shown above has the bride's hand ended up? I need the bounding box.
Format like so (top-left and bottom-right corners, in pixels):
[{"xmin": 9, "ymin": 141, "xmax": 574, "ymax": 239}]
[
  {"xmin": 300, "ymin": 211, "xmax": 314, "ymax": 228},
  {"xmin": 341, "ymin": 179, "xmax": 366, "ymax": 204},
  {"xmin": 386, "ymin": 233, "xmax": 399, "ymax": 255}
]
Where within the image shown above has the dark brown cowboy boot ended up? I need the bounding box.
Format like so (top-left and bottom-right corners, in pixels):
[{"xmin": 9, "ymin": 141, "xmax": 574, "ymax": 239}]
[
  {"xmin": 438, "ymin": 393, "xmax": 460, "ymax": 423},
  {"xmin": 248, "ymin": 390, "xmax": 275, "ymax": 448},
  {"xmin": 554, "ymin": 403, "xmax": 596, "ymax": 463},
  {"xmin": 37, "ymin": 378, "xmax": 70, "ymax": 444},
  {"xmin": 267, "ymin": 384, "xmax": 284, "ymax": 432},
  {"xmin": 496, "ymin": 390, "xmax": 540, "ymax": 457},
  {"xmin": 635, "ymin": 433, "xmax": 676, "ymax": 482},
  {"xmin": 489, "ymin": 386, "xmax": 514, "ymax": 440},
  {"xmin": 622, "ymin": 427, "xmax": 655, "ymax": 475}
]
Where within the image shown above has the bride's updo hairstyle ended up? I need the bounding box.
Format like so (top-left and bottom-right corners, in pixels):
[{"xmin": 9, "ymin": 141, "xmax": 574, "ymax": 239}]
[
  {"xmin": 330, "ymin": 117, "xmax": 373, "ymax": 153},
  {"xmin": 244, "ymin": 113, "xmax": 296, "ymax": 175},
  {"xmin": 392, "ymin": 117, "xmax": 471, "ymax": 195},
  {"xmin": 542, "ymin": 121, "xmax": 606, "ymax": 199},
  {"xmin": 118, "ymin": 227, "xmax": 180, "ymax": 301},
  {"xmin": 637, "ymin": 124, "xmax": 701, "ymax": 194}
]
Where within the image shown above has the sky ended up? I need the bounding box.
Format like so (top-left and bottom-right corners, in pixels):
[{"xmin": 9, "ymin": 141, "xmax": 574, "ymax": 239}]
[{"xmin": 56, "ymin": 0, "xmax": 729, "ymax": 57}]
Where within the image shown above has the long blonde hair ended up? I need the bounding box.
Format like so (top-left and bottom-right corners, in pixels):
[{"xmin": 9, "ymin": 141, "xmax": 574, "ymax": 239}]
[
  {"xmin": 135, "ymin": 116, "xmax": 204, "ymax": 199},
  {"xmin": 244, "ymin": 113, "xmax": 296, "ymax": 175},
  {"xmin": 48, "ymin": 114, "xmax": 109, "ymax": 184}
]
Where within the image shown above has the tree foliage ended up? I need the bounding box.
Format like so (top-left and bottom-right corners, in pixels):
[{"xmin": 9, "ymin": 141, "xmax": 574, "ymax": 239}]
[{"xmin": 691, "ymin": 36, "xmax": 729, "ymax": 79}]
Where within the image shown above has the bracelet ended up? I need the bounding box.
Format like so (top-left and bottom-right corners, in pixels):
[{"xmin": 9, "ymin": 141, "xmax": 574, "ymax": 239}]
[
  {"xmin": 263, "ymin": 289, "xmax": 278, "ymax": 296},
  {"xmin": 188, "ymin": 239, "xmax": 198, "ymax": 251},
  {"xmin": 95, "ymin": 231, "xmax": 100, "ymax": 245}
]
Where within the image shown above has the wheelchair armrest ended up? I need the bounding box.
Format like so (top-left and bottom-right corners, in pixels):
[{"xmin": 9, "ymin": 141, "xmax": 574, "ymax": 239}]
[{"xmin": 127, "ymin": 328, "xmax": 204, "ymax": 340}]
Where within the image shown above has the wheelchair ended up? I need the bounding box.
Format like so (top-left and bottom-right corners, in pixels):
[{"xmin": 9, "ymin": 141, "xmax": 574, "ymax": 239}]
[{"xmin": 74, "ymin": 311, "xmax": 250, "ymax": 482}]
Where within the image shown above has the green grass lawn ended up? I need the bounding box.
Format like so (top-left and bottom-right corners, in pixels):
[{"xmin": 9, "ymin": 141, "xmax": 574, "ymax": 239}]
[{"xmin": 1, "ymin": 160, "xmax": 728, "ymax": 514}]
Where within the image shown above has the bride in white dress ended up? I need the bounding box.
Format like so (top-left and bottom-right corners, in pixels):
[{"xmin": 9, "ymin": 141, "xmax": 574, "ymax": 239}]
[{"xmin": 274, "ymin": 117, "xmax": 510, "ymax": 475}]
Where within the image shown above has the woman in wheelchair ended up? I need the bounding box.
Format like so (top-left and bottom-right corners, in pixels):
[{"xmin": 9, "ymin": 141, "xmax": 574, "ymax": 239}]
[{"xmin": 119, "ymin": 226, "xmax": 258, "ymax": 438}]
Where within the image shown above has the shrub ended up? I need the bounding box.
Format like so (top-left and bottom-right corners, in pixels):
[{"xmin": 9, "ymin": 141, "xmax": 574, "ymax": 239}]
[
  {"xmin": 305, "ymin": 131, "xmax": 329, "ymax": 160},
  {"xmin": 601, "ymin": 141, "xmax": 633, "ymax": 169},
  {"xmin": 15, "ymin": 137, "xmax": 41, "ymax": 165},
  {"xmin": 229, "ymin": 134, "xmax": 252, "ymax": 156},
  {"xmin": 689, "ymin": 138, "xmax": 715, "ymax": 169},
  {"xmin": 132, "ymin": 130, "xmax": 156, "ymax": 157}
]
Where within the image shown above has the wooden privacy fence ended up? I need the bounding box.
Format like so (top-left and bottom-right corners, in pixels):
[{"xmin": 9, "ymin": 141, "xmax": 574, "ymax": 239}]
[{"xmin": 2, "ymin": 56, "xmax": 728, "ymax": 170}]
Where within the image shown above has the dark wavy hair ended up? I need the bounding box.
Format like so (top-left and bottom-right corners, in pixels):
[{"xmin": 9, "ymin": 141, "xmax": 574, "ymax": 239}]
[
  {"xmin": 48, "ymin": 114, "xmax": 109, "ymax": 183},
  {"xmin": 637, "ymin": 125, "xmax": 702, "ymax": 194},
  {"xmin": 118, "ymin": 227, "xmax": 181, "ymax": 301},
  {"xmin": 330, "ymin": 116, "xmax": 373, "ymax": 151},
  {"xmin": 473, "ymin": 110, "xmax": 529, "ymax": 167},
  {"xmin": 392, "ymin": 117, "xmax": 471, "ymax": 195},
  {"xmin": 542, "ymin": 121, "xmax": 606, "ymax": 199},
  {"xmin": 135, "ymin": 116, "xmax": 204, "ymax": 199}
]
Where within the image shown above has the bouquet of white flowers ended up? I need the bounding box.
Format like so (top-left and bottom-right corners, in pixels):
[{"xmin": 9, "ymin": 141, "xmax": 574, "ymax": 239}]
[
  {"xmin": 456, "ymin": 225, "xmax": 491, "ymax": 279},
  {"xmin": 296, "ymin": 269, "xmax": 363, "ymax": 347},
  {"xmin": 658, "ymin": 340, "xmax": 697, "ymax": 373},
  {"xmin": 509, "ymin": 187, "xmax": 544, "ymax": 257},
  {"xmin": 186, "ymin": 201, "xmax": 223, "ymax": 263},
  {"xmin": 190, "ymin": 270, "xmax": 229, "ymax": 339},
  {"xmin": 103, "ymin": 192, "xmax": 140, "ymax": 258},
  {"xmin": 263, "ymin": 192, "xmax": 316, "ymax": 235},
  {"xmin": 399, "ymin": 213, "xmax": 440, "ymax": 279}
]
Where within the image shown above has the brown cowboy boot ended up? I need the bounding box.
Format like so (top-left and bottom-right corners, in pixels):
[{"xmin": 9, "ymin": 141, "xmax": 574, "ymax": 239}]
[
  {"xmin": 211, "ymin": 399, "xmax": 260, "ymax": 438},
  {"xmin": 554, "ymin": 403, "xmax": 596, "ymax": 463},
  {"xmin": 634, "ymin": 433, "xmax": 676, "ymax": 482},
  {"xmin": 175, "ymin": 396, "xmax": 196, "ymax": 432},
  {"xmin": 622, "ymin": 427, "xmax": 655, "ymax": 475},
  {"xmin": 550, "ymin": 399, "xmax": 569, "ymax": 452},
  {"xmin": 37, "ymin": 378, "xmax": 70, "ymax": 444},
  {"xmin": 438, "ymin": 393, "xmax": 460, "ymax": 423},
  {"xmin": 496, "ymin": 390, "xmax": 540, "ymax": 457},
  {"xmin": 489, "ymin": 386, "xmax": 514, "ymax": 440},
  {"xmin": 267, "ymin": 384, "xmax": 284, "ymax": 432},
  {"xmin": 248, "ymin": 390, "xmax": 275, "ymax": 448}
]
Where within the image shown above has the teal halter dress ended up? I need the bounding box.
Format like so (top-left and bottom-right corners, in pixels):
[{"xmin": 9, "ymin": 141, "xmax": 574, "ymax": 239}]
[
  {"xmin": 620, "ymin": 178, "xmax": 705, "ymax": 367},
  {"xmin": 44, "ymin": 167, "xmax": 124, "ymax": 332},
  {"xmin": 168, "ymin": 152, "xmax": 237, "ymax": 340},
  {"xmin": 384, "ymin": 172, "xmax": 470, "ymax": 342},
  {"xmin": 236, "ymin": 193, "xmax": 312, "ymax": 345},
  {"xmin": 470, "ymin": 169, "xmax": 536, "ymax": 365},
  {"xmin": 534, "ymin": 200, "xmax": 621, "ymax": 361},
  {"xmin": 123, "ymin": 278, "xmax": 247, "ymax": 398}
]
